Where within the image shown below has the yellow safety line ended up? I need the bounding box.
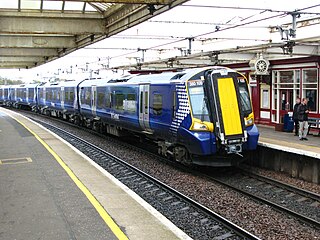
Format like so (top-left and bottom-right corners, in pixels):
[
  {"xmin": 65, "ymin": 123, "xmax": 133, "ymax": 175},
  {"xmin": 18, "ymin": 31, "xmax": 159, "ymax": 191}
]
[{"xmin": 11, "ymin": 115, "xmax": 128, "ymax": 240}]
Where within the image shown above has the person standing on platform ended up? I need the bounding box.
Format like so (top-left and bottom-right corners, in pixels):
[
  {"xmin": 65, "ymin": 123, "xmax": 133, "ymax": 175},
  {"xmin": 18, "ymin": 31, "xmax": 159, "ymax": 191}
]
[
  {"xmin": 293, "ymin": 97, "xmax": 301, "ymax": 136},
  {"xmin": 297, "ymin": 98, "xmax": 309, "ymax": 141}
]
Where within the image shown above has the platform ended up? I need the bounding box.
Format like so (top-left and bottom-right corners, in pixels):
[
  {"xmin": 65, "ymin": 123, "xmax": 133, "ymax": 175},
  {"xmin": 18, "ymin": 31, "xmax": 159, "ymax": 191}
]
[
  {"xmin": 250, "ymin": 124, "xmax": 319, "ymax": 183},
  {"xmin": 258, "ymin": 125, "xmax": 320, "ymax": 159},
  {"xmin": 0, "ymin": 108, "xmax": 190, "ymax": 240}
]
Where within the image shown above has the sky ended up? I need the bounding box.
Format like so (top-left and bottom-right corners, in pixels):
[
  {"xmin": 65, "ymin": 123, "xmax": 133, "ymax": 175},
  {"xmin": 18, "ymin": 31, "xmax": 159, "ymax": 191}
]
[{"xmin": 0, "ymin": 0, "xmax": 320, "ymax": 82}]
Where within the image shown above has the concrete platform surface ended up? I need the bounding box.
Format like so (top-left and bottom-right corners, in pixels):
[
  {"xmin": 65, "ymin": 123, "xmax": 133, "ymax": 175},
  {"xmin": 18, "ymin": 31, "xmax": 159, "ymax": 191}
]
[
  {"xmin": 258, "ymin": 125, "xmax": 320, "ymax": 159},
  {"xmin": 0, "ymin": 108, "xmax": 190, "ymax": 240}
]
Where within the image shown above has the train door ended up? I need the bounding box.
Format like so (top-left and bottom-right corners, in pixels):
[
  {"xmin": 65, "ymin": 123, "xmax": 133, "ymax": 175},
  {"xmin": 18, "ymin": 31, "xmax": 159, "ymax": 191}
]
[
  {"xmin": 91, "ymin": 85, "xmax": 97, "ymax": 116},
  {"xmin": 61, "ymin": 86, "xmax": 65, "ymax": 109},
  {"xmin": 139, "ymin": 84, "xmax": 152, "ymax": 133}
]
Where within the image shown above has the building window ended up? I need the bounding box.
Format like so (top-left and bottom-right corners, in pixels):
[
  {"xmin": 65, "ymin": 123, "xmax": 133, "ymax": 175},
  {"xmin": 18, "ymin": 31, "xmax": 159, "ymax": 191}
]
[
  {"xmin": 272, "ymin": 70, "xmax": 300, "ymax": 123},
  {"xmin": 302, "ymin": 69, "xmax": 317, "ymax": 112},
  {"xmin": 153, "ymin": 94, "xmax": 163, "ymax": 115}
]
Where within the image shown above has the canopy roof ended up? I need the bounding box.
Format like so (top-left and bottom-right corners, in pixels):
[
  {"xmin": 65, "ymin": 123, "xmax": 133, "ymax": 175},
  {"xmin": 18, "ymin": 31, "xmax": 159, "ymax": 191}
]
[{"xmin": 0, "ymin": 0, "xmax": 187, "ymax": 69}]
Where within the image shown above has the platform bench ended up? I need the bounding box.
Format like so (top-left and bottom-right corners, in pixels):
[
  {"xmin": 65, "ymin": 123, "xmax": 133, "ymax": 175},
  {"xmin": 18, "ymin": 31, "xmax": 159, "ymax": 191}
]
[{"xmin": 308, "ymin": 117, "xmax": 320, "ymax": 135}]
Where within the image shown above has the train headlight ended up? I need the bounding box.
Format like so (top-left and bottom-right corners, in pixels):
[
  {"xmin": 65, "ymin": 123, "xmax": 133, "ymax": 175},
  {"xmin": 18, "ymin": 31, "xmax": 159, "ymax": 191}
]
[
  {"xmin": 245, "ymin": 117, "xmax": 254, "ymax": 126},
  {"xmin": 191, "ymin": 122, "xmax": 209, "ymax": 131}
]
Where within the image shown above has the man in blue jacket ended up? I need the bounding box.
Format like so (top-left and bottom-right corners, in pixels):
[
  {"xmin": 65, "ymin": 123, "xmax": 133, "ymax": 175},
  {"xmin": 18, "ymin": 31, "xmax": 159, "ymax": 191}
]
[{"xmin": 297, "ymin": 98, "xmax": 309, "ymax": 141}]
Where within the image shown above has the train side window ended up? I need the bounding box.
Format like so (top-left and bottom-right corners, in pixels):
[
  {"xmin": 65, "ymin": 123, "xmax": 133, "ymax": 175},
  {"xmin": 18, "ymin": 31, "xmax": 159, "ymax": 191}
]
[
  {"xmin": 105, "ymin": 92, "xmax": 111, "ymax": 108},
  {"xmin": 115, "ymin": 94, "xmax": 124, "ymax": 110},
  {"xmin": 70, "ymin": 91, "xmax": 74, "ymax": 102},
  {"xmin": 127, "ymin": 93, "xmax": 136, "ymax": 112},
  {"xmin": 144, "ymin": 92, "xmax": 149, "ymax": 114},
  {"xmin": 46, "ymin": 90, "xmax": 50, "ymax": 101},
  {"xmin": 23, "ymin": 89, "xmax": 27, "ymax": 99},
  {"xmin": 172, "ymin": 91, "xmax": 177, "ymax": 119},
  {"xmin": 28, "ymin": 89, "xmax": 34, "ymax": 100},
  {"xmin": 140, "ymin": 92, "xmax": 143, "ymax": 114},
  {"xmin": 65, "ymin": 91, "xmax": 69, "ymax": 102},
  {"xmin": 97, "ymin": 92, "xmax": 105, "ymax": 109},
  {"xmin": 85, "ymin": 89, "xmax": 91, "ymax": 105},
  {"xmin": 153, "ymin": 94, "xmax": 163, "ymax": 115}
]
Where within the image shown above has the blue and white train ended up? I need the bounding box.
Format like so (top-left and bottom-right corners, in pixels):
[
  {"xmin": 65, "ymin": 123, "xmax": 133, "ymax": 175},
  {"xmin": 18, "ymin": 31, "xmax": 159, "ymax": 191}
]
[{"xmin": 0, "ymin": 67, "xmax": 259, "ymax": 166}]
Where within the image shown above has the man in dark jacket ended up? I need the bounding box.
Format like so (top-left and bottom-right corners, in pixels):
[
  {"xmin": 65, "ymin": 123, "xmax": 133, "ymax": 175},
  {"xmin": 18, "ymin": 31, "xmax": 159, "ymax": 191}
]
[
  {"xmin": 293, "ymin": 97, "xmax": 301, "ymax": 136},
  {"xmin": 297, "ymin": 98, "xmax": 309, "ymax": 140}
]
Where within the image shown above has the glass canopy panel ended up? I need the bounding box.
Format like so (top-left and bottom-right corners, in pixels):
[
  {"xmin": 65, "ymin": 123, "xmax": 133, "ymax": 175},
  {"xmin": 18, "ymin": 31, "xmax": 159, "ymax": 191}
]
[
  {"xmin": 42, "ymin": 1, "xmax": 63, "ymax": 11},
  {"xmin": 0, "ymin": 0, "xmax": 17, "ymax": 8},
  {"xmin": 85, "ymin": 3, "xmax": 97, "ymax": 12},
  {"xmin": 21, "ymin": 0, "xmax": 41, "ymax": 10},
  {"xmin": 91, "ymin": 3, "xmax": 115, "ymax": 12},
  {"xmin": 64, "ymin": 1, "xmax": 86, "ymax": 11}
]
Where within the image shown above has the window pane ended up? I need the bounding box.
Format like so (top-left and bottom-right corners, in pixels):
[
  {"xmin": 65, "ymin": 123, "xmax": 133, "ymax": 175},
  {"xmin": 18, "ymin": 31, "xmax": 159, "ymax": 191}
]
[
  {"xmin": 21, "ymin": 0, "xmax": 40, "ymax": 10},
  {"xmin": 28, "ymin": 88, "xmax": 34, "ymax": 100},
  {"xmin": 153, "ymin": 94, "xmax": 162, "ymax": 115},
  {"xmin": 65, "ymin": 91, "xmax": 69, "ymax": 101},
  {"xmin": 105, "ymin": 93, "xmax": 111, "ymax": 108},
  {"xmin": 126, "ymin": 93, "xmax": 136, "ymax": 112},
  {"xmin": 239, "ymin": 83, "xmax": 252, "ymax": 114},
  {"xmin": 187, "ymin": 84, "xmax": 209, "ymax": 121},
  {"xmin": 85, "ymin": 89, "xmax": 91, "ymax": 105},
  {"xmin": 43, "ymin": 1, "xmax": 63, "ymax": 10},
  {"xmin": 97, "ymin": 92, "xmax": 104, "ymax": 108},
  {"xmin": 115, "ymin": 94, "xmax": 124, "ymax": 110},
  {"xmin": 305, "ymin": 90, "xmax": 317, "ymax": 112},
  {"xmin": 144, "ymin": 92, "xmax": 148, "ymax": 114},
  {"xmin": 303, "ymin": 69, "xmax": 318, "ymax": 112},
  {"xmin": 303, "ymin": 69, "xmax": 317, "ymax": 83},
  {"xmin": 70, "ymin": 91, "xmax": 74, "ymax": 102}
]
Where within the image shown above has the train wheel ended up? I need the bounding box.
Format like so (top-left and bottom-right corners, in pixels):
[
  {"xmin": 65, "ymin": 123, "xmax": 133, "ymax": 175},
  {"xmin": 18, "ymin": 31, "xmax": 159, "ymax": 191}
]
[{"xmin": 173, "ymin": 146, "xmax": 191, "ymax": 165}]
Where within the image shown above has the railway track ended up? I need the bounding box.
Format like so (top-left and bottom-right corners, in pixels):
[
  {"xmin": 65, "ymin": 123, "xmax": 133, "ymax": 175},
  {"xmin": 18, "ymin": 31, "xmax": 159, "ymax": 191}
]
[
  {"xmin": 206, "ymin": 168, "xmax": 320, "ymax": 229},
  {"xmin": 31, "ymin": 117, "xmax": 260, "ymax": 240}
]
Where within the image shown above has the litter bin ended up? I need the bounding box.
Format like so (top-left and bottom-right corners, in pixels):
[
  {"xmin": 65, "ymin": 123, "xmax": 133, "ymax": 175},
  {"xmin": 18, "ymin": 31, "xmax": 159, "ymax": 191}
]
[{"xmin": 283, "ymin": 113, "xmax": 294, "ymax": 132}]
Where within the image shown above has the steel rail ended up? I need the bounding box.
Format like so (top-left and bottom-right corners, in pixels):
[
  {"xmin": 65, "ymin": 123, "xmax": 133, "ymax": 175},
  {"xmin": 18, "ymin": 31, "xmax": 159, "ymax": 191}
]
[
  {"xmin": 30, "ymin": 117, "xmax": 260, "ymax": 240},
  {"xmin": 206, "ymin": 171, "xmax": 320, "ymax": 230}
]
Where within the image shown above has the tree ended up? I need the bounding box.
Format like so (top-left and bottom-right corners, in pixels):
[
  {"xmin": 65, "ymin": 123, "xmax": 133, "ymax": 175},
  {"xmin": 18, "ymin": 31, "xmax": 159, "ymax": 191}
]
[{"xmin": 0, "ymin": 77, "xmax": 24, "ymax": 85}]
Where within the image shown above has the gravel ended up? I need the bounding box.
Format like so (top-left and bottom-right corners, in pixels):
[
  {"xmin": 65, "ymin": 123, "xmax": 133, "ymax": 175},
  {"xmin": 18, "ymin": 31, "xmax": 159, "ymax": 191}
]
[
  {"xmin": 22, "ymin": 112, "xmax": 320, "ymax": 239},
  {"xmin": 241, "ymin": 165, "xmax": 320, "ymax": 195}
]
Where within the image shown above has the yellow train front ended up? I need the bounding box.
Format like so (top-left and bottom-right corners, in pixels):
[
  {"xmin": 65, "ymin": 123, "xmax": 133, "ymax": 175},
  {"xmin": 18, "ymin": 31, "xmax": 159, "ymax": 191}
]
[{"xmin": 162, "ymin": 66, "xmax": 259, "ymax": 166}]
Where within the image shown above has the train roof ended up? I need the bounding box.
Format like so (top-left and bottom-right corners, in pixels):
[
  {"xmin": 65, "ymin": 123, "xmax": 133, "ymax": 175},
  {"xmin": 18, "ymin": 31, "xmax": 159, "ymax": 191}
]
[
  {"xmin": 38, "ymin": 80, "xmax": 83, "ymax": 88},
  {"xmin": 78, "ymin": 66, "xmax": 240, "ymax": 87},
  {"xmin": 127, "ymin": 72, "xmax": 185, "ymax": 83}
]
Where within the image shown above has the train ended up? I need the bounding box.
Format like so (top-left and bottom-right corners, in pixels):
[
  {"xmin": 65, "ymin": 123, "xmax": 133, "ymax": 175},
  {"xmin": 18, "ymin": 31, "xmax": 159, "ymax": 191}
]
[{"xmin": 0, "ymin": 66, "xmax": 259, "ymax": 166}]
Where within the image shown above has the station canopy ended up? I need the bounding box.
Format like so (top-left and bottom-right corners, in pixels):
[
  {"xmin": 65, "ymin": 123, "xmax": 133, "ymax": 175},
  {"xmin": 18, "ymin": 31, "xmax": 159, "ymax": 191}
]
[
  {"xmin": 0, "ymin": 0, "xmax": 320, "ymax": 74},
  {"xmin": 0, "ymin": 0, "xmax": 187, "ymax": 69}
]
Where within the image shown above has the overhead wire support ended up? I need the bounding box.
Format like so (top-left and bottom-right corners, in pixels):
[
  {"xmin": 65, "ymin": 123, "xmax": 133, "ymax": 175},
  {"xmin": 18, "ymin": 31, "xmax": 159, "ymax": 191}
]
[{"xmin": 75, "ymin": 3, "xmax": 320, "ymax": 69}]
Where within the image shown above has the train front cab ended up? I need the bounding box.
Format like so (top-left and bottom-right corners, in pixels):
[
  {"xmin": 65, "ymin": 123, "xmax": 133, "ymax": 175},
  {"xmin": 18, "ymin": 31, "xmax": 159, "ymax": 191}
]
[{"xmin": 186, "ymin": 68, "xmax": 259, "ymax": 166}]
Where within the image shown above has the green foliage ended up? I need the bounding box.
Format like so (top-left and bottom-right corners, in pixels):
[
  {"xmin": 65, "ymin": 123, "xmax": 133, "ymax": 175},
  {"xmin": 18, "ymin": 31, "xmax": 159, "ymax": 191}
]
[{"xmin": 0, "ymin": 78, "xmax": 24, "ymax": 85}]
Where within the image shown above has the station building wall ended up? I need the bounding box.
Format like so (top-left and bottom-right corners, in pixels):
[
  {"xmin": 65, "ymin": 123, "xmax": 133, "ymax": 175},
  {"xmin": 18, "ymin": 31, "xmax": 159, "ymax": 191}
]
[{"xmin": 227, "ymin": 56, "xmax": 320, "ymax": 126}]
